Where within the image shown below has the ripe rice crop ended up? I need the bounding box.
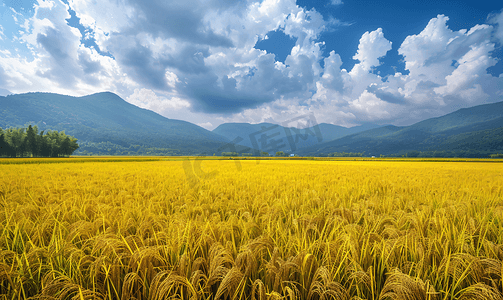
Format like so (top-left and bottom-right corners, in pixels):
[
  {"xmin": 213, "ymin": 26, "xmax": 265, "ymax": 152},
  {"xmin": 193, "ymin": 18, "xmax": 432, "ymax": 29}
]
[{"xmin": 1, "ymin": 158, "xmax": 502, "ymax": 299}]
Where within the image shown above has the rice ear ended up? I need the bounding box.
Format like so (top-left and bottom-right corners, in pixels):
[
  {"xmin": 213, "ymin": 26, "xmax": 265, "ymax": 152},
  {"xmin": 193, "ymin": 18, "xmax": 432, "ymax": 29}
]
[
  {"xmin": 149, "ymin": 271, "xmax": 198, "ymax": 300},
  {"xmin": 307, "ymin": 266, "xmax": 350, "ymax": 300},
  {"xmin": 267, "ymin": 291, "xmax": 282, "ymax": 300},
  {"xmin": 189, "ymin": 269, "xmax": 208, "ymax": 296},
  {"xmin": 379, "ymin": 269, "xmax": 438, "ymax": 300},
  {"xmin": 121, "ymin": 272, "xmax": 144, "ymax": 300},
  {"xmin": 214, "ymin": 267, "xmax": 245, "ymax": 300},
  {"xmin": 207, "ymin": 243, "xmax": 235, "ymax": 293},
  {"xmin": 457, "ymin": 282, "xmax": 503, "ymax": 300},
  {"xmin": 251, "ymin": 279, "xmax": 267, "ymax": 300},
  {"xmin": 35, "ymin": 272, "xmax": 104, "ymax": 300}
]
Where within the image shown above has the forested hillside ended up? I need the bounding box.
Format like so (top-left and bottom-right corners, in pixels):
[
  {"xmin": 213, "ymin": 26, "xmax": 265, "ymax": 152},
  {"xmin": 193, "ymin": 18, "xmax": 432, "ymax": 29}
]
[
  {"xmin": 0, "ymin": 92, "xmax": 229, "ymax": 155},
  {"xmin": 299, "ymin": 101, "xmax": 503, "ymax": 157}
]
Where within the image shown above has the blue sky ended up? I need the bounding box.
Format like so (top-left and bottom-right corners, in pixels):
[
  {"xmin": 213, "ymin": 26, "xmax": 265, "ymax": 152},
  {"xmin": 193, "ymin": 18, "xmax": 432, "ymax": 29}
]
[{"xmin": 0, "ymin": 0, "xmax": 502, "ymax": 129}]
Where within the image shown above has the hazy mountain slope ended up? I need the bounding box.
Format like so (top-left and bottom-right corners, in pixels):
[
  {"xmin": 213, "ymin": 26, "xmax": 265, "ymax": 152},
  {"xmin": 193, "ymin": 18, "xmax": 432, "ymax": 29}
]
[
  {"xmin": 0, "ymin": 92, "xmax": 228, "ymax": 155},
  {"xmin": 213, "ymin": 122, "xmax": 383, "ymax": 153},
  {"xmin": 299, "ymin": 101, "xmax": 503, "ymax": 156}
]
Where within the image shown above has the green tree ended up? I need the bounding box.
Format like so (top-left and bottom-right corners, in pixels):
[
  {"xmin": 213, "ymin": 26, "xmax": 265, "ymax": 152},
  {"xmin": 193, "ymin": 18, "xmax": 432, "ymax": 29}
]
[
  {"xmin": 26, "ymin": 125, "xmax": 39, "ymax": 156},
  {"xmin": 60, "ymin": 136, "xmax": 71, "ymax": 156},
  {"xmin": 0, "ymin": 133, "xmax": 11, "ymax": 157},
  {"xmin": 222, "ymin": 152, "xmax": 238, "ymax": 156},
  {"xmin": 38, "ymin": 131, "xmax": 51, "ymax": 157},
  {"xmin": 46, "ymin": 131, "xmax": 62, "ymax": 157},
  {"xmin": 8, "ymin": 128, "xmax": 26, "ymax": 157},
  {"xmin": 60, "ymin": 135, "xmax": 79, "ymax": 156},
  {"xmin": 275, "ymin": 151, "xmax": 285, "ymax": 157}
]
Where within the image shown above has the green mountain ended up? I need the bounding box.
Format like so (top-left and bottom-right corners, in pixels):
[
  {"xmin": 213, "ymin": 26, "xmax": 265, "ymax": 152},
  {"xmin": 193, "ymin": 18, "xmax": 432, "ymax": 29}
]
[
  {"xmin": 2, "ymin": 92, "xmax": 501, "ymax": 157},
  {"xmin": 299, "ymin": 101, "xmax": 503, "ymax": 157},
  {"xmin": 0, "ymin": 92, "xmax": 229, "ymax": 155},
  {"xmin": 212, "ymin": 122, "xmax": 382, "ymax": 154}
]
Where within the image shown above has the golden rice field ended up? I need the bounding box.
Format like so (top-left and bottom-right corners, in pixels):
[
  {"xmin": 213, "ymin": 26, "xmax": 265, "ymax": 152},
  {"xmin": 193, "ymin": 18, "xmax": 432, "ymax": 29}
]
[{"xmin": 1, "ymin": 157, "xmax": 503, "ymax": 300}]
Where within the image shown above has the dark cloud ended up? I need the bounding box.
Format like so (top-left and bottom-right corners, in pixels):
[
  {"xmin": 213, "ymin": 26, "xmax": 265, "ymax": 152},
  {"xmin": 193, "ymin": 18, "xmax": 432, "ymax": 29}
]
[
  {"xmin": 375, "ymin": 91, "xmax": 404, "ymax": 104},
  {"xmin": 34, "ymin": 22, "xmax": 104, "ymax": 89},
  {"xmin": 110, "ymin": 39, "xmax": 170, "ymax": 90},
  {"xmin": 125, "ymin": 0, "xmax": 233, "ymax": 47},
  {"xmin": 37, "ymin": 28, "xmax": 70, "ymax": 61},
  {"xmin": 416, "ymin": 80, "xmax": 440, "ymax": 90},
  {"xmin": 250, "ymin": 54, "xmax": 305, "ymax": 96},
  {"xmin": 181, "ymin": 72, "xmax": 274, "ymax": 113},
  {"xmin": 78, "ymin": 51, "xmax": 102, "ymax": 75},
  {"xmin": 106, "ymin": 28, "xmax": 314, "ymax": 114},
  {"xmin": 366, "ymin": 84, "xmax": 405, "ymax": 104},
  {"xmin": 179, "ymin": 54, "xmax": 313, "ymax": 113},
  {"xmin": 107, "ymin": 36, "xmax": 213, "ymax": 91},
  {"xmin": 222, "ymin": 75, "xmax": 237, "ymax": 91},
  {"xmin": 36, "ymin": 27, "xmax": 79, "ymax": 87},
  {"xmin": 190, "ymin": 92, "xmax": 273, "ymax": 114},
  {"xmin": 164, "ymin": 45, "xmax": 210, "ymax": 74}
]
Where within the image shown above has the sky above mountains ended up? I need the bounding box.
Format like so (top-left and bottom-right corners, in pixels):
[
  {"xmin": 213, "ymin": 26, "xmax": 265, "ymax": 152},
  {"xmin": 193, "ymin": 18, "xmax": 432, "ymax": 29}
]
[{"xmin": 1, "ymin": 0, "xmax": 502, "ymax": 129}]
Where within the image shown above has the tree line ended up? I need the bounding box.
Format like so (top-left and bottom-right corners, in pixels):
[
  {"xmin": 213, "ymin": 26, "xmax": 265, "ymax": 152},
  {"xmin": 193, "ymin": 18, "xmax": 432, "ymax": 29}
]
[
  {"xmin": 0, "ymin": 125, "xmax": 79, "ymax": 157},
  {"xmin": 328, "ymin": 152, "xmax": 365, "ymax": 157}
]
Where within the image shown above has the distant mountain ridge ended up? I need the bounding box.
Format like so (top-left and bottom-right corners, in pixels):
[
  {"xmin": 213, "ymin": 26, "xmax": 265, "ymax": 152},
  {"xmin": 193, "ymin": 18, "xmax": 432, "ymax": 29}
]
[
  {"xmin": 212, "ymin": 122, "xmax": 383, "ymax": 154},
  {"xmin": 1, "ymin": 91, "xmax": 502, "ymax": 157},
  {"xmin": 298, "ymin": 101, "xmax": 503, "ymax": 157},
  {"xmin": 0, "ymin": 92, "xmax": 228, "ymax": 155}
]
